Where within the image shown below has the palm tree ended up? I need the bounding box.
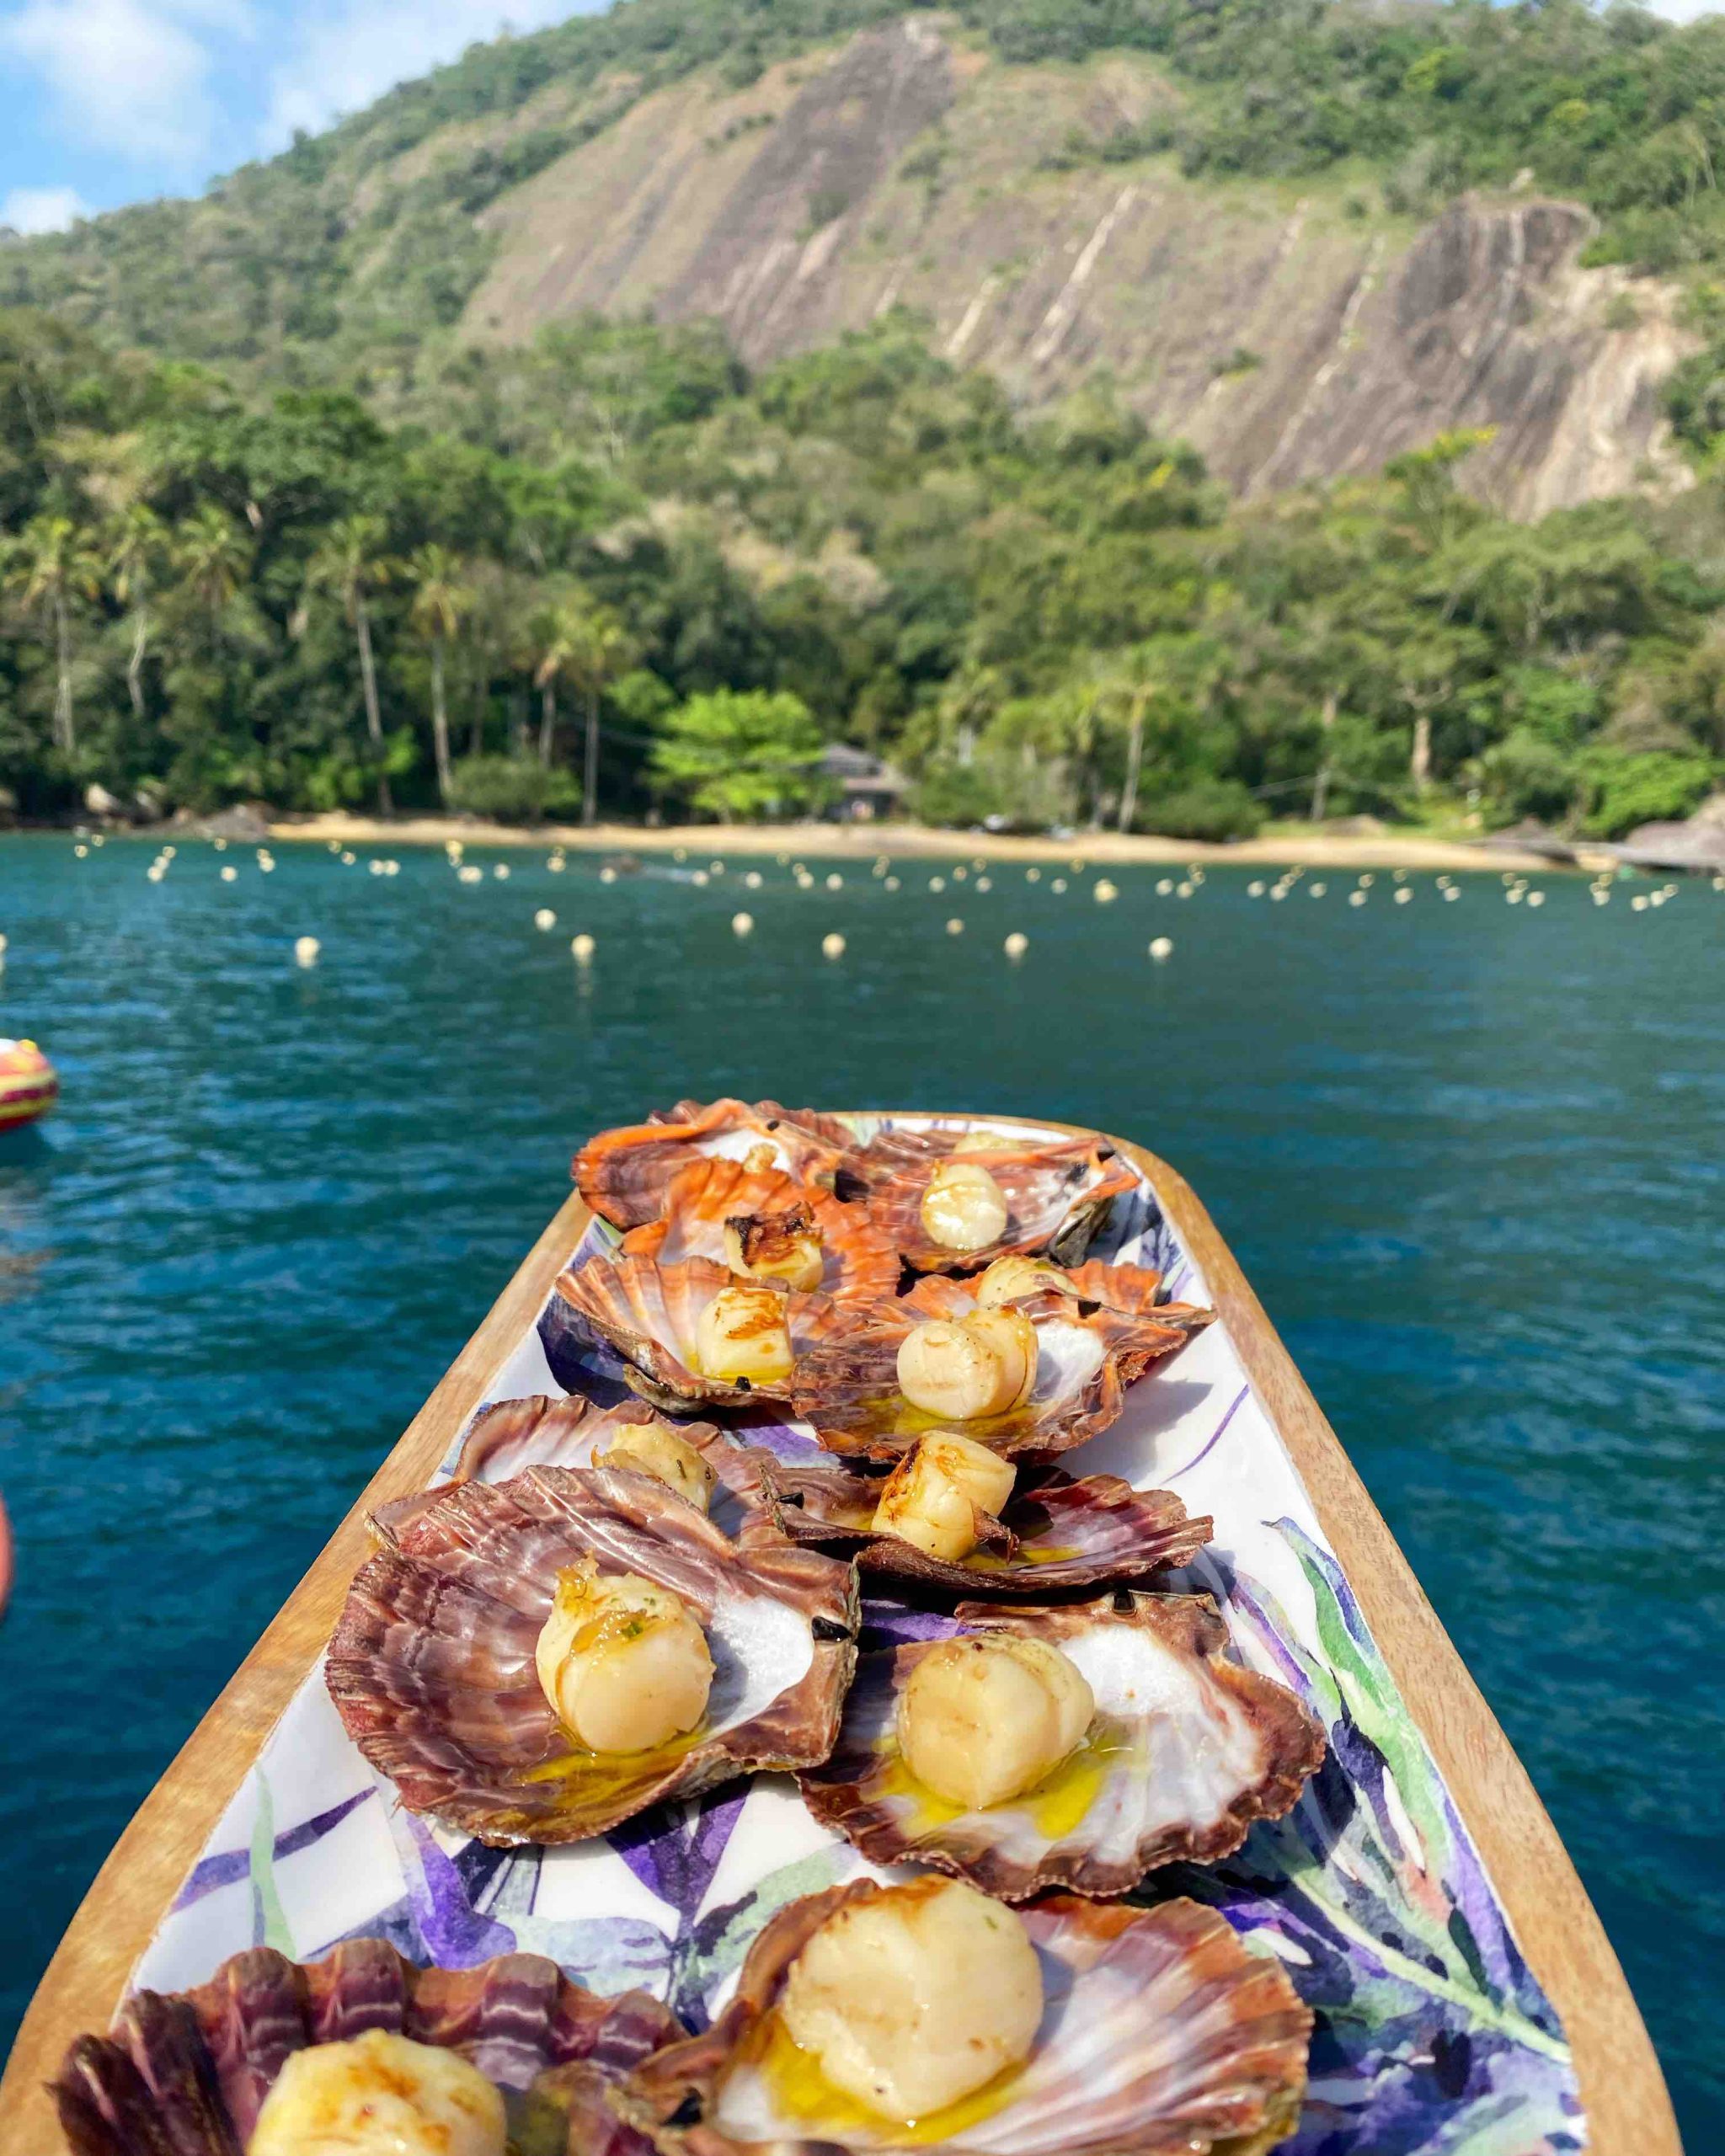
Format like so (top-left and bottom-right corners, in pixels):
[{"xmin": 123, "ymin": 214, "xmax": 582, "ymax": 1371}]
[
  {"xmin": 174, "ymin": 504, "xmax": 253, "ymax": 655},
  {"xmin": 1099, "ymin": 646, "xmax": 1162, "ymax": 835},
  {"xmin": 532, "ymin": 596, "xmax": 632, "ymax": 825},
  {"xmin": 408, "ymin": 545, "xmax": 472, "ymax": 808},
  {"xmin": 303, "ymin": 515, "xmax": 398, "ymax": 814},
  {"xmin": 2, "ymin": 514, "xmax": 104, "ymax": 758},
  {"xmin": 107, "ymin": 503, "xmax": 167, "ymax": 718}
]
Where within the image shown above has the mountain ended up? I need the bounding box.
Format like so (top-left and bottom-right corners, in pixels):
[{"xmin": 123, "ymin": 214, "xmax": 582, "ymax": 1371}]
[{"xmin": 6, "ymin": 0, "xmax": 1725, "ymax": 515}]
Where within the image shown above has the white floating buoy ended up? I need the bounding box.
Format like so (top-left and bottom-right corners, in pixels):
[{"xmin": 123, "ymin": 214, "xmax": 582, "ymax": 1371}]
[
  {"xmin": 1525, "ymin": 890, "xmax": 1546, "ymax": 909},
  {"xmin": 975, "ymin": 874, "xmax": 993, "ymax": 894},
  {"xmin": 1247, "ymin": 881, "xmax": 1265, "ymax": 898},
  {"xmin": 692, "ymin": 870, "xmax": 710, "ymax": 888},
  {"xmin": 822, "ymin": 931, "xmax": 846, "ymax": 959},
  {"xmin": 547, "ymin": 856, "xmax": 566, "ymax": 874},
  {"xmin": 1269, "ymin": 887, "xmax": 1286, "ymax": 904},
  {"xmin": 710, "ymin": 860, "xmax": 725, "ymax": 876},
  {"xmin": 884, "ymin": 876, "xmax": 900, "ymax": 891},
  {"xmin": 1149, "ymin": 936, "xmax": 1173, "ymax": 962},
  {"xmin": 572, "ymin": 932, "xmax": 596, "ymax": 962},
  {"xmin": 294, "ymin": 936, "xmax": 320, "ymax": 968},
  {"xmin": 1394, "ymin": 887, "xmax": 1413, "ymax": 905},
  {"xmin": 1592, "ymin": 890, "xmax": 1610, "ymax": 906},
  {"xmin": 953, "ymin": 866, "xmax": 968, "ymax": 882},
  {"xmin": 1348, "ymin": 889, "xmax": 1367, "ymax": 908},
  {"xmin": 600, "ymin": 866, "xmax": 617, "ymax": 884},
  {"xmin": 369, "ymin": 859, "xmax": 386, "ymax": 876},
  {"xmin": 1175, "ymin": 882, "xmax": 1194, "ymax": 899},
  {"xmin": 1506, "ymin": 887, "xmax": 1524, "ymax": 905},
  {"xmin": 745, "ymin": 871, "xmax": 762, "ymax": 889},
  {"xmin": 494, "ymin": 863, "xmax": 510, "ymax": 881},
  {"xmin": 973, "ymin": 857, "xmax": 987, "ymax": 872},
  {"xmin": 825, "ymin": 873, "xmax": 842, "ymax": 889},
  {"xmin": 1435, "ymin": 874, "xmax": 1451, "ymax": 889},
  {"xmin": 340, "ymin": 851, "xmax": 355, "ymax": 865},
  {"xmin": 218, "ymin": 840, "xmax": 231, "ymax": 853},
  {"xmin": 1443, "ymin": 886, "xmax": 1460, "ymax": 902},
  {"xmin": 673, "ymin": 847, "xmax": 686, "ymax": 862},
  {"xmin": 74, "ymin": 843, "xmax": 88, "ymax": 859},
  {"xmin": 946, "ymin": 917, "xmax": 964, "ymax": 936},
  {"xmin": 777, "ymin": 853, "xmax": 790, "ymax": 867},
  {"xmin": 446, "ymin": 840, "xmax": 464, "ymax": 862},
  {"xmin": 930, "ymin": 876, "xmax": 946, "ymax": 893},
  {"xmin": 1392, "ymin": 868, "xmax": 1407, "ymax": 883},
  {"xmin": 162, "ymin": 846, "xmax": 176, "ymax": 859},
  {"xmin": 1026, "ymin": 867, "xmax": 1041, "ymax": 883},
  {"xmin": 220, "ymin": 864, "xmax": 238, "ymax": 883},
  {"xmin": 732, "ymin": 911, "xmax": 755, "ymax": 937},
  {"xmin": 147, "ymin": 862, "xmax": 166, "ymax": 883},
  {"xmin": 1069, "ymin": 858, "xmax": 1084, "ymax": 874},
  {"xmin": 1004, "ymin": 931, "xmax": 1028, "ymax": 959},
  {"xmin": 1093, "ymin": 879, "xmax": 1118, "ymax": 905},
  {"xmin": 1631, "ymin": 894, "xmax": 1648, "ymax": 912},
  {"xmin": 1156, "ymin": 878, "xmax": 1173, "ymax": 895},
  {"xmin": 458, "ymin": 863, "xmax": 483, "ymax": 884},
  {"xmin": 1050, "ymin": 878, "xmax": 1067, "ymax": 894},
  {"xmin": 534, "ymin": 908, "xmax": 557, "ymax": 931},
  {"xmin": 1309, "ymin": 882, "xmax": 1327, "ymax": 897}
]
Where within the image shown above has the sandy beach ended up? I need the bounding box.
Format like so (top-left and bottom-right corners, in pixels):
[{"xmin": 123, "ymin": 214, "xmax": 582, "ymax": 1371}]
[{"xmin": 267, "ymin": 813, "xmax": 1559, "ymax": 875}]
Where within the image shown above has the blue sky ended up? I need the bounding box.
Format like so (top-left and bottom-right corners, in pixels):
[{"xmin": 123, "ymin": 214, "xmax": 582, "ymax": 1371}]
[
  {"xmin": 1, "ymin": 0, "xmax": 1713, "ymax": 237},
  {"xmin": 0, "ymin": 0, "xmax": 607, "ymax": 232}
]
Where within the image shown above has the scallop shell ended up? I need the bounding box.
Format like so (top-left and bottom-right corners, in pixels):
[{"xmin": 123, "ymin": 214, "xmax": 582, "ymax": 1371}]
[
  {"xmin": 622, "ymin": 1158, "xmax": 900, "ymax": 1312},
  {"xmin": 868, "ymin": 1134, "xmax": 1138, "ymax": 1273},
  {"xmin": 769, "ymin": 1458, "xmax": 1211, "ymax": 1598},
  {"xmin": 369, "ymin": 1395, "xmax": 786, "ymax": 1549},
  {"xmin": 53, "ymin": 1937, "xmax": 681, "ymax": 2156},
  {"xmin": 552, "ymin": 1254, "xmax": 843, "ymax": 1410},
  {"xmin": 788, "ymin": 1279, "xmax": 1210, "ymax": 1463},
  {"xmin": 798, "ymin": 1593, "xmax": 1325, "ymax": 1902},
  {"xmin": 613, "ymin": 1883, "xmax": 1311, "ymax": 2156},
  {"xmin": 326, "ymin": 1465, "xmax": 858, "ymax": 1846},
  {"xmin": 576, "ymin": 1101, "xmax": 865, "ymax": 1229}
]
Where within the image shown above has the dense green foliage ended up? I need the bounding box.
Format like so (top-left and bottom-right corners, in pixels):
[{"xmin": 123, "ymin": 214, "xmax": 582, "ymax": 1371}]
[
  {"xmin": 2, "ymin": 303, "xmax": 1720, "ymax": 836},
  {"xmin": 19, "ymin": 0, "xmax": 1725, "ymax": 392}
]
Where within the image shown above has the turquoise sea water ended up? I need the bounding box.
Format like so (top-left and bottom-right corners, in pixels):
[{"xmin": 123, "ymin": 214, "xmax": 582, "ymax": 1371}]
[{"xmin": 0, "ymin": 832, "xmax": 1719, "ymax": 2139}]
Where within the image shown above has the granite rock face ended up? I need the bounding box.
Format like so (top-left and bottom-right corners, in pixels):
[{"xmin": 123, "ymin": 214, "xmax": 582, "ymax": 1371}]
[{"xmin": 463, "ymin": 20, "xmax": 1691, "ymax": 516}]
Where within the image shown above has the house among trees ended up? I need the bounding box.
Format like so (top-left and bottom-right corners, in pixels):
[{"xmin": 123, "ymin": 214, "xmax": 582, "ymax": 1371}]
[{"xmin": 820, "ymin": 743, "xmax": 908, "ymax": 824}]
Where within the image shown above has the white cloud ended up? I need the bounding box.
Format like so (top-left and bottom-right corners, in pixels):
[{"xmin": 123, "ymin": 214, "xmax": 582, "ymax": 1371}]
[
  {"xmin": 0, "ymin": 0, "xmax": 249, "ymax": 168},
  {"xmin": 261, "ymin": 0, "xmax": 577, "ymax": 148},
  {"xmin": 1642, "ymin": 0, "xmax": 1725, "ymax": 16},
  {"xmin": 1, "ymin": 181, "xmax": 90, "ymax": 231}
]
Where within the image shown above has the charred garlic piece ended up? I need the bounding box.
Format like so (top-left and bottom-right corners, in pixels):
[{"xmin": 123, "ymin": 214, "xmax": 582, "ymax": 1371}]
[
  {"xmin": 724, "ymin": 1202, "xmax": 825, "ymax": 1292},
  {"xmin": 250, "ymin": 2030, "xmax": 505, "ymax": 2156},
  {"xmin": 870, "ymin": 1432, "xmax": 1016, "ymax": 1561},
  {"xmin": 897, "ymin": 1634, "xmax": 1093, "ymax": 1810},
  {"xmin": 918, "ymin": 1158, "xmax": 1011, "ymax": 1252},
  {"xmin": 896, "ymin": 1307, "xmax": 1037, "ymax": 1421},
  {"xmin": 535, "ymin": 1559, "xmax": 713, "ymax": 1753},
  {"xmin": 593, "ymin": 1422, "xmax": 718, "ymax": 1513},
  {"xmin": 778, "ymin": 1878, "xmax": 1042, "ymax": 2122},
  {"xmin": 695, "ymin": 1282, "xmax": 794, "ymax": 1389}
]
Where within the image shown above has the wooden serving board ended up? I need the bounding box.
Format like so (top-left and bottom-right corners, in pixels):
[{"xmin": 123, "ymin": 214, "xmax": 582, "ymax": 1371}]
[{"xmin": 0, "ymin": 1125, "xmax": 1679, "ymax": 2156}]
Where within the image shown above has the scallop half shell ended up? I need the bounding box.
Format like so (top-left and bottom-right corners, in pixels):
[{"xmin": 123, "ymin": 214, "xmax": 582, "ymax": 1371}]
[
  {"xmin": 576, "ymin": 1101, "xmax": 865, "ymax": 1229},
  {"xmin": 370, "ymin": 1395, "xmax": 785, "ymax": 1549},
  {"xmin": 798, "ymin": 1593, "xmax": 1325, "ymax": 1901},
  {"xmin": 869, "ymin": 1134, "xmax": 1137, "ymax": 1273},
  {"xmin": 552, "ymin": 1254, "xmax": 843, "ymax": 1410},
  {"xmin": 614, "ymin": 1882, "xmax": 1311, "ymax": 2156},
  {"xmin": 788, "ymin": 1281, "xmax": 1210, "ymax": 1463},
  {"xmin": 622, "ymin": 1157, "xmax": 900, "ymax": 1312},
  {"xmin": 326, "ymin": 1465, "xmax": 858, "ymax": 1845},
  {"xmin": 769, "ymin": 1459, "xmax": 1211, "ymax": 1598},
  {"xmin": 53, "ymin": 1937, "xmax": 681, "ymax": 2156}
]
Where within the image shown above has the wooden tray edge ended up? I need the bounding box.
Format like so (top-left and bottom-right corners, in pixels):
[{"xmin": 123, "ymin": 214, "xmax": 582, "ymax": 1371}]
[{"xmin": 0, "ymin": 1135, "xmax": 1681, "ymax": 2154}]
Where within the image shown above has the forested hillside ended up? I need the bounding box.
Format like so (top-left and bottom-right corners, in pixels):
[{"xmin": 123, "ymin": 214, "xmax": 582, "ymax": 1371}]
[
  {"xmin": 3, "ymin": 300, "xmax": 1721, "ymax": 838},
  {"xmin": 3, "ymin": 0, "xmax": 1725, "ymax": 837}
]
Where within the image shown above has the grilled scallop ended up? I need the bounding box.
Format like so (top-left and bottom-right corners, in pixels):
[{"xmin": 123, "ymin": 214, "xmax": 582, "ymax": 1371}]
[
  {"xmin": 575, "ymin": 1101, "xmax": 864, "ymax": 1230},
  {"xmin": 868, "ymin": 1133, "xmax": 1138, "ymax": 1273},
  {"xmin": 620, "ymin": 1157, "xmax": 899, "ymax": 1311},
  {"xmin": 766, "ymin": 1454, "xmax": 1211, "ymax": 1598},
  {"xmin": 798, "ymin": 1593, "xmax": 1325, "ymax": 1903},
  {"xmin": 549, "ymin": 1254, "xmax": 842, "ymax": 1411},
  {"xmin": 326, "ymin": 1465, "xmax": 857, "ymax": 1845},
  {"xmin": 789, "ymin": 1273, "xmax": 1210, "ymax": 1464},
  {"xmin": 614, "ymin": 1881, "xmax": 1311, "ymax": 2156},
  {"xmin": 52, "ymin": 1939, "xmax": 681, "ymax": 2156}
]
